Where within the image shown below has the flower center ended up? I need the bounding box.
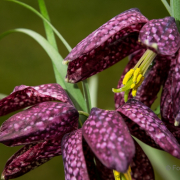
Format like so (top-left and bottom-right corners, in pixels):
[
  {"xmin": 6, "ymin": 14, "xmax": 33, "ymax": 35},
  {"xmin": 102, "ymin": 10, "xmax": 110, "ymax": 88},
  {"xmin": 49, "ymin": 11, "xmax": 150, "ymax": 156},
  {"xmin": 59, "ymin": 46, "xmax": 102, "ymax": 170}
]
[
  {"xmin": 113, "ymin": 166, "xmax": 132, "ymax": 180},
  {"xmin": 112, "ymin": 49, "xmax": 157, "ymax": 102}
]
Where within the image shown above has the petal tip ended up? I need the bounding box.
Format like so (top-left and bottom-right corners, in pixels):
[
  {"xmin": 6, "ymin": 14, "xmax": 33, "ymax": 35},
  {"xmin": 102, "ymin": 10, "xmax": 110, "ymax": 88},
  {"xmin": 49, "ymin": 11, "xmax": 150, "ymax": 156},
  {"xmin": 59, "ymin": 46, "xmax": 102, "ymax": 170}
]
[
  {"xmin": 65, "ymin": 77, "xmax": 75, "ymax": 83},
  {"xmin": 62, "ymin": 60, "xmax": 69, "ymax": 65},
  {"xmin": 1, "ymin": 173, "xmax": 5, "ymax": 180},
  {"xmin": 174, "ymin": 120, "xmax": 180, "ymax": 126}
]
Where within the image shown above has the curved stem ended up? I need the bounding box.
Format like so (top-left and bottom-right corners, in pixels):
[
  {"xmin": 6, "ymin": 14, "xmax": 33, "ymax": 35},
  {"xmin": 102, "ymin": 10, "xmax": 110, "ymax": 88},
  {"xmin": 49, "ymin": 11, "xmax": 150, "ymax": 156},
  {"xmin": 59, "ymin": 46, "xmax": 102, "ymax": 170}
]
[
  {"xmin": 89, "ymin": 74, "xmax": 98, "ymax": 107},
  {"xmin": 82, "ymin": 80, "xmax": 92, "ymax": 113},
  {"xmin": 78, "ymin": 118, "xmax": 83, "ymax": 127},
  {"xmin": 38, "ymin": 0, "xmax": 61, "ymax": 84},
  {"xmin": 78, "ymin": 111, "xmax": 89, "ymax": 117},
  {"xmin": 8, "ymin": 0, "xmax": 72, "ymax": 52}
]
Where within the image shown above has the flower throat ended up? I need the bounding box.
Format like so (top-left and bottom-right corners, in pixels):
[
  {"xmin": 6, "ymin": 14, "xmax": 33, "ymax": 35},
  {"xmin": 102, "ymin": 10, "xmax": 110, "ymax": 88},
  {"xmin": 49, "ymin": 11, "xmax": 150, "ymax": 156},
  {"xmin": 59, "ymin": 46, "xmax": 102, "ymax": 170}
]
[{"xmin": 113, "ymin": 49, "xmax": 157, "ymax": 102}]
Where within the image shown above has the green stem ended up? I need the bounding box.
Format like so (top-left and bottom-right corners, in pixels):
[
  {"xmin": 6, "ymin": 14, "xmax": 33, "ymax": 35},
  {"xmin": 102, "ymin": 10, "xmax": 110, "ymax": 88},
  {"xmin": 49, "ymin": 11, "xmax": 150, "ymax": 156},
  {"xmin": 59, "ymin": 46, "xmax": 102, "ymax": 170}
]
[
  {"xmin": 38, "ymin": 0, "xmax": 58, "ymax": 50},
  {"xmin": 78, "ymin": 111, "xmax": 89, "ymax": 117},
  {"xmin": 170, "ymin": 0, "xmax": 180, "ymax": 32},
  {"xmin": 38, "ymin": 0, "xmax": 92, "ymax": 116},
  {"xmin": 82, "ymin": 80, "xmax": 92, "ymax": 113},
  {"xmin": 89, "ymin": 74, "xmax": 98, "ymax": 107},
  {"xmin": 78, "ymin": 118, "xmax": 83, "ymax": 127},
  {"xmin": 38, "ymin": 0, "xmax": 62, "ymax": 85}
]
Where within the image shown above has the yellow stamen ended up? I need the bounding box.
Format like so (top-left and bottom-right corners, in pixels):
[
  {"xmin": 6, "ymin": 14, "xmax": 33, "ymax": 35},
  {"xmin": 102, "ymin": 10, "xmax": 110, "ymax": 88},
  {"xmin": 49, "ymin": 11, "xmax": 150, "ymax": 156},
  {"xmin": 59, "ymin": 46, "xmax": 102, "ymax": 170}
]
[
  {"xmin": 123, "ymin": 69, "xmax": 134, "ymax": 85},
  {"xmin": 130, "ymin": 83, "xmax": 135, "ymax": 89},
  {"xmin": 113, "ymin": 167, "xmax": 132, "ymax": 180},
  {"xmin": 112, "ymin": 49, "xmax": 157, "ymax": 98},
  {"xmin": 124, "ymin": 166, "xmax": 132, "ymax": 180},
  {"xmin": 136, "ymin": 74, "xmax": 143, "ymax": 84},
  {"xmin": 113, "ymin": 170, "xmax": 121, "ymax": 180},
  {"xmin": 132, "ymin": 89, "xmax": 137, "ymax": 97},
  {"xmin": 133, "ymin": 68, "xmax": 141, "ymax": 83},
  {"xmin": 135, "ymin": 76, "xmax": 144, "ymax": 89}
]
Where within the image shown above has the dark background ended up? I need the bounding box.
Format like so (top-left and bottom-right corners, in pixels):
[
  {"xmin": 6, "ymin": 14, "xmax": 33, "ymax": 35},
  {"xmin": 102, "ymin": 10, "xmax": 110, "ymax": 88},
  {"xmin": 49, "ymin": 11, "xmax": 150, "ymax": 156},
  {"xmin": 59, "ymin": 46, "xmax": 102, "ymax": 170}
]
[{"xmin": 0, "ymin": 0, "xmax": 180, "ymax": 180}]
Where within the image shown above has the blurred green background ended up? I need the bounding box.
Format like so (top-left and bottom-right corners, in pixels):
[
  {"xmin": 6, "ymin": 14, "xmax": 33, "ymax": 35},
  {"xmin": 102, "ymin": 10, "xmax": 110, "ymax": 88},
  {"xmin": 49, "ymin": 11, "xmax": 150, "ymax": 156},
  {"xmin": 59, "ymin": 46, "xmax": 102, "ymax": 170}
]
[{"xmin": 0, "ymin": 0, "xmax": 180, "ymax": 180}]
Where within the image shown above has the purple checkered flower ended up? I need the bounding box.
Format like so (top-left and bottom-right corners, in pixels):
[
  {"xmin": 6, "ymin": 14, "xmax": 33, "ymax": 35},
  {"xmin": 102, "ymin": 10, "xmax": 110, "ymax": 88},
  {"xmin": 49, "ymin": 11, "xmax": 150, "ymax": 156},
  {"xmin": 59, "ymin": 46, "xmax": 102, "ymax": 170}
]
[
  {"xmin": 63, "ymin": 8, "xmax": 180, "ymax": 119},
  {"xmin": 64, "ymin": 8, "xmax": 180, "ymax": 86},
  {"xmin": 0, "ymin": 84, "xmax": 79, "ymax": 179},
  {"xmin": 1, "ymin": 84, "xmax": 180, "ymax": 180},
  {"xmin": 61, "ymin": 108, "xmax": 136, "ymax": 180},
  {"xmin": 0, "ymin": 83, "xmax": 138, "ymax": 179},
  {"xmin": 62, "ymin": 101, "xmax": 180, "ymax": 180},
  {"xmin": 0, "ymin": 83, "xmax": 153, "ymax": 180},
  {"xmin": 62, "ymin": 7, "xmax": 180, "ymax": 179}
]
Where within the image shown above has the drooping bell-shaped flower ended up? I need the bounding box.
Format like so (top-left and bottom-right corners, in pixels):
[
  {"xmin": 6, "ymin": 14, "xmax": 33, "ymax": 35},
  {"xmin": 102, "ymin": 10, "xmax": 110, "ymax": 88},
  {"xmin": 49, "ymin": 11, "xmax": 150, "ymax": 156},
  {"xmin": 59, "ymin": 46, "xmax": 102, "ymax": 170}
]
[
  {"xmin": 63, "ymin": 9, "xmax": 180, "ymax": 97},
  {"xmin": 61, "ymin": 103, "xmax": 180, "ymax": 180},
  {"xmin": 0, "ymin": 84, "xmax": 79, "ymax": 179},
  {"xmin": 63, "ymin": 8, "xmax": 148, "ymax": 83},
  {"xmin": 116, "ymin": 99, "xmax": 180, "ymax": 159},
  {"xmin": 0, "ymin": 84, "xmax": 150, "ymax": 180},
  {"xmin": 0, "ymin": 87, "xmax": 137, "ymax": 180},
  {"xmin": 61, "ymin": 107, "xmax": 155, "ymax": 180},
  {"xmin": 62, "ymin": 7, "xmax": 180, "ymax": 179},
  {"xmin": 114, "ymin": 19, "xmax": 180, "ymax": 129},
  {"xmin": 114, "ymin": 16, "xmax": 180, "ymax": 107},
  {"xmin": 2, "ymin": 84, "xmax": 180, "ymax": 180}
]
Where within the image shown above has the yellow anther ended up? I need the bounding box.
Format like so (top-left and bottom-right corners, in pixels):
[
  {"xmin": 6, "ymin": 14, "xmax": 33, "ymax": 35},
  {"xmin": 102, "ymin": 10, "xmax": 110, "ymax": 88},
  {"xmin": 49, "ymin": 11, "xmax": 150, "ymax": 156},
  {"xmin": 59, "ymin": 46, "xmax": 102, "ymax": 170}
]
[
  {"xmin": 123, "ymin": 69, "xmax": 134, "ymax": 85},
  {"xmin": 113, "ymin": 167, "xmax": 132, "ymax": 180},
  {"xmin": 135, "ymin": 76, "xmax": 144, "ymax": 89},
  {"xmin": 136, "ymin": 74, "xmax": 143, "ymax": 84},
  {"xmin": 130, "ymin": 83, "xmax": 135, "ymax": 89},
  {"xmin": 113, "ymin": 170, "xmax": 121, "ymax": 180},
  {"xmin": 132, "ymin": 89, "xmax": 137, "ymax": 97},
  {"xmin": 124, "ymin": 166, "xmax": 132, "ymax": 180},
  {"xmin": 133, "ymin": 68, "xmax": 141, "ymax": 83}
]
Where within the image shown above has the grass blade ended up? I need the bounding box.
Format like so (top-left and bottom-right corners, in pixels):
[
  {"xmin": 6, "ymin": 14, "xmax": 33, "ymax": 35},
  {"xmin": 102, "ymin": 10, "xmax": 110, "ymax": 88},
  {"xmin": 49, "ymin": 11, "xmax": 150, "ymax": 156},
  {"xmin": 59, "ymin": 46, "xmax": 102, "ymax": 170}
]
[
  {"xmin": 7, "ymin": 0, "xmax": 72, "ymax": 51},
  {"xmin": 0, "ymin": 29, "xmax": 86, "ymax": 112}
]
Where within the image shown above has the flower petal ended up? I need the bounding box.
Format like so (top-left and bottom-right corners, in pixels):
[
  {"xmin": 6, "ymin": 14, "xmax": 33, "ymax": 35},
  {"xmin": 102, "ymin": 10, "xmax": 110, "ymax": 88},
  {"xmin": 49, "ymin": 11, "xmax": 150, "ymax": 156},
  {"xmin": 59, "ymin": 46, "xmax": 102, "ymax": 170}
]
[
  {"xmin": 139, "ymin": 17, "xmax": 180, "ymax": 55},
  {"xmin": 117, "ymin": 99, "xmax": 180, "ymax": 158},
  {"xmin": 135, "ymin": 55, "xmax": 171, "ymax": 107},
  {"xmin": 164, "ymin": 122, "xmax": 180, "ymax": 144},
  {"xmin": 0, "ymin": 83, "xmax": 73, "ymax": 116},
  {"xmin": 0, "ymin": 102, "xmax": 78, "ymax": 146},
  {"xmin": 169, "ymin": 50, "xmax": 180, "ymax": 125},
  {"xmin": 131, "ymin": 141, "xmax": 155, "ymax": 180},
  {"xmin": 82, "ymin": 108, "xmax": 135, "ymax": 173},
  {"xmin": 115, "ymin": 49, "xmax": 145, "ymax": 109},
  {"xmin": 2, "ymin": 138, "xmax": 62, "ymax": 180},
  {"xmin": 161, "ymin": 55, "xmax": 176, "ymax": 124},
  {"xmin": 65, "ymin": 8, "xmax": 148, "ymax": 83},
  {"xmin": 61, "ymin": 129, "xmax": 97, "ymax": 180}
]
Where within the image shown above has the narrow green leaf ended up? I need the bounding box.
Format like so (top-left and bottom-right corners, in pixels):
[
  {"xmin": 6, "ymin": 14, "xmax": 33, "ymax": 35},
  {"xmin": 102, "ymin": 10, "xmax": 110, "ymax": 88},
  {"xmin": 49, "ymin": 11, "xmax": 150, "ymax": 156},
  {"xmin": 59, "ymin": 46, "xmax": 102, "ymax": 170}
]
[
  {"xmin": 7, "ymin": 0, "xmax": 93, "ymax": 114},
  {"xmin": 170, "ymin": 0, "xmax": 180, "ymax": 33},
  {"xmin": 7, "ymin": 0, "xmax": 72, "ymax": 51},
  {"xmin": 161, "ymin": 0, "xmax": 172, "ymax": 15},
  {"xmin": 37, "ymin": 0, "xmax": 63, "ymax": 95},
  {"xmin": 82, "ymin": 79, "xmax": 92, "ymax": 113},
  {"xmin": 38, "ymin": 0, "xmax": 58, "ymax": 50},
  {"xmin": 0, "ymin": 29, "xmax": 86, "ymax": 112}
]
